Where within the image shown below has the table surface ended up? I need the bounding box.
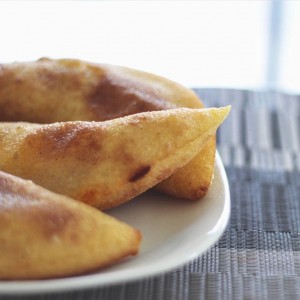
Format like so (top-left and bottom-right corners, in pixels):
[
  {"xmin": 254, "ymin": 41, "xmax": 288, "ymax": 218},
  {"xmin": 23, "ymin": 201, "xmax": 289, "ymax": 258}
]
[{"xmin": 1, "ymin": 88, "xmax": 300, "ymax": 300}]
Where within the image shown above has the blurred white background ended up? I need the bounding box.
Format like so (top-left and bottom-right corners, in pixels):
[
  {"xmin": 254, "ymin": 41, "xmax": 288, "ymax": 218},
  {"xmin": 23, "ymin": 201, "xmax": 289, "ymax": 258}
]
[{"xmin": 0, "ymin": 1, "xmax": 299, "ymax": 94}]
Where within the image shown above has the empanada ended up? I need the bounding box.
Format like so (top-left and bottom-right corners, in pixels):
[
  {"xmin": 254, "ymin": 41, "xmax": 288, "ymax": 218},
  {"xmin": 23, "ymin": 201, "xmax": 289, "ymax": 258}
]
[
  {"xmin": 0, "ymin": 58, "xmax": 216, "ymax": 200},
  {"xmin": 0, "ymin": 171, "xmax": 141, "ymax": 280},
  {"xmin": 0, "ymin": 107, "xmax": 230, "ymax": 209}
]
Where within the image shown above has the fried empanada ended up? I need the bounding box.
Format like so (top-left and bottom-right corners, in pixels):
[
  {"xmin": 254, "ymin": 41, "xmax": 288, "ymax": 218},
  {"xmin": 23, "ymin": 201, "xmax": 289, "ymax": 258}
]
[
  {"xmin": 0, "ymin": 107, "xmax": 230, "ymax": 210},
  {"xmin": 0, "ymin": 171, "xmax": 141, "ymax": 280},
  {"xmin": 0, "ymin": 58, "xmax": 216, "ymax": 200}
]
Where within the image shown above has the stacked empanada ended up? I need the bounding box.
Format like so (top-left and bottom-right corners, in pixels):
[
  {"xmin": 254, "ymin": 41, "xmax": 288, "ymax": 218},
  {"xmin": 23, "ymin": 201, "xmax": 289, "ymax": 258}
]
[
  {"xmin": 0, "ymin": 58, "xmax": 216, "ymax": 200},
  {"xmin": 0, "ymin": 59, "xmax": 230, "ymax": 279}
]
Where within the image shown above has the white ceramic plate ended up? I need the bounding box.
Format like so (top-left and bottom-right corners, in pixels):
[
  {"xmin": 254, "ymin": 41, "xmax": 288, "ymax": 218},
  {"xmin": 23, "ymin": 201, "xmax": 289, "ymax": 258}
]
[{"xmin": 0, "ymin": 153, "xmax": 230, "ymax": 295}]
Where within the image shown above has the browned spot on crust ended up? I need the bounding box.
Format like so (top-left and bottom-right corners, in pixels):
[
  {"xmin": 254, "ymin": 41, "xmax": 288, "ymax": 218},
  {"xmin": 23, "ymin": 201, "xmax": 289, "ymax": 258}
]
[
  {"xmin": 129, "ymin": 165, "xmax": 151, "ymax": 182},
  {"xmin": 86, "ymin": 76, "xmax": 171, "ymax": 120},
  {"xmin": 24, "ymin": 123, "xmax": 103, "ymax": 163},
  {"xmin": 79, "ymin": 189, "xmax": 97, "ymax": 204}
]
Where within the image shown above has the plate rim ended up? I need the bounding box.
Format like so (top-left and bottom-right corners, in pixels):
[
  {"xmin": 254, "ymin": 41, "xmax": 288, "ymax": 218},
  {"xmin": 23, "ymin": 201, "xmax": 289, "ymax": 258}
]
[{"xmin": 0, "ymin": 152, "xmax": 230, "ymax": 295}]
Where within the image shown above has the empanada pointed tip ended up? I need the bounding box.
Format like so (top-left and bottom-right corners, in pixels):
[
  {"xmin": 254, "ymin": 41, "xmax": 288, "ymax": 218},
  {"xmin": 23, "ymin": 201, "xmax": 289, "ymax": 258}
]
[
  {"xmin": 204, "ymin": 105, "xmax": 231, "ymax": 119},
  {"xmin": 220, "ymin": 105, "xmax": 231, "ymax": 116},
  {"xmin": 201, "ymin": 105, "xmax": 231, "ymax": 128},
  {"xmin": 215, "ymin": 105, "xmax": 231, "ymax": 121}
]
